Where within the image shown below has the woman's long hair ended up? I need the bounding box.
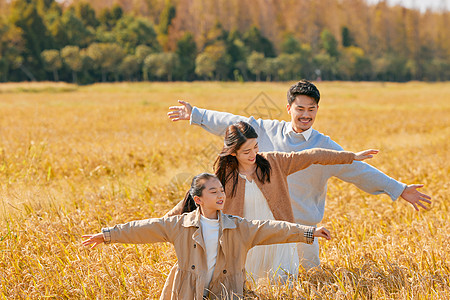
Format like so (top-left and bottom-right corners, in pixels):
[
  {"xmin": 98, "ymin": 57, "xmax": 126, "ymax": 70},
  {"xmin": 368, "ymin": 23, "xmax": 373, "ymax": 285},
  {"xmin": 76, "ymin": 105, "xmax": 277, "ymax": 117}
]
[
  {"xmin": 181, "ymin": 173, "xmax": 218, "ymax": 214},
  {"xmin": 214, "ymin": 121, "xmax": 271, "ymax": 197}
]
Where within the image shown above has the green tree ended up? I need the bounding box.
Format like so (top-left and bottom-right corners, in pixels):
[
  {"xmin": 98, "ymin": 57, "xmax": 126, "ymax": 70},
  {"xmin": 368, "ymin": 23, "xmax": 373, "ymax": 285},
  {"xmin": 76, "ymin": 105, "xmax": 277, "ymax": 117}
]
[
  {"xmin": 86, "ymin": 43, "xmax": 125, "ymax": 81},
  {"xmin": 297, "ymin": 43, "xmax": 315, "ymax": 79},
  {"xmin": 35, "ymin": 0, "xmax": 59, "ymax": 16},
  {"xmin": 0, "ymin": 19, "xmax": 25, "ymax": 81},
  {"xmin": 73, "ymin": 2, "xmax": 99, "ymax": 28},
  {"xmin": 61, "ymin": 45, "xmax": 83, "ymax": 83},
  {"xmin": 320, "ymin": 29, "xmax": 339, "ymax": 58},
  {"xmin": 263, "ymin": 57, "xmax": 280, "ymax": 81},
  {"xmin": 119, "ymin": 55, "xmax": 140, "ymax": 81},
  {"xmin": 143, "ymin": 52, "xmax": 179, "ymax": 81},
  {"xmin": 275, "ymin": 54, "xmax": 301, "ymax": 81},
  {"xmin": 341, "ymin": 26, "xmax": 354, "ymax": 47},
  {"xmin": 247, "ymin": 51, "xmax": 265, "ymax": 81},
  {"xmin": 337, "ymin": 46, "xmax": 372, "ymax": 80},
  {"xmin": 39, "ymin": 0, "xmax": 62, "ymax": 27},
  {"xmin": 113, "ymin": 16, "xmax": 160, "ymax": 53},
  {"xmin": 195, "ymin": 52, "xmax": 215, "ymax": 80},
  {"xmin": 41, "ymin": 49, "xmax": 62, "ymax": 81},
  {"xmin": 9, "ymin": 0, "xmax": 54, "ymax": 80},
  {"xmin": 424, "ymin": 58, "xmax": 450, "ymax": 81},
  {"xmin": 205, "ymin": 22, "xmax": 228, "ymax": 46},
  {"xmin": 374, "ymin": 53, "xmax": 408, "ymax": 81},
  {"xmin": 136, "ymin": 45, "xmax": 153, "ymax": 63},
  {"xmin": 98, "ymin": 4, "xmax": 123, "ymax": 30},
  {"xmin": 136, "ymin": 44, "xmax": 154, "ymax": 80},
  {"xmin": 281, "ymin": 34, "xmax": 301, "ymax": 54},
  {"xmin": 158, "ymin": 1, "xmax": 176, "ymax": 35},
  {"xmin": 313, "ymin": 53, "xmax": 337, "ymax": 80},
  {"xmin": 175, "ymin": 32, "xmax": 197, "ymax": 80},
  {"xmin": 157, "ymin": 1, "xmax": 176, "ymax": 50},
  {"xmin": 243, "ymin": 26, "xmax": 276, "ymax": 57},
  {"xmin": 202, "ymin": 41, "xmax": 231, "ymax": 80},
  {"xmin": 50, "ymin": 10, "xmax": 93, "ymax": 48},
  {"xmin": 226, "ymin": 30, "xmax": 249, "ymax": 81}
]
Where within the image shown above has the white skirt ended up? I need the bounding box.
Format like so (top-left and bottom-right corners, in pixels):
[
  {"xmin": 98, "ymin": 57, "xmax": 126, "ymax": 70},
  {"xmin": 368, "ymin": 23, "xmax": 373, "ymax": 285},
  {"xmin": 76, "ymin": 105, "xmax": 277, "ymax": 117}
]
[{"xmin": 241, "ymin": 174, "xmax": 300, "ymax": 282}]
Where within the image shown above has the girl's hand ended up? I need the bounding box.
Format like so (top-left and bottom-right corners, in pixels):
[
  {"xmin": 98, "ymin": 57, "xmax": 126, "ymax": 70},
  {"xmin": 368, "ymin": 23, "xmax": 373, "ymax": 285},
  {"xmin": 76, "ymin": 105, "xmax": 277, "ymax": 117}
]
[
  {"xmin": 314, "ymin": 227, "xmax": 331, "ymax": 240},
  {"xmin": 82, "ymin": 233, "xmax": 104, "ymax": 249},
  {"xmin": 354, "ymin": 149, "xmax": 379, "ymax": 161},
  {"xmin": 167, "ymin": 100, "xmax": 193, "ymax": 121}
]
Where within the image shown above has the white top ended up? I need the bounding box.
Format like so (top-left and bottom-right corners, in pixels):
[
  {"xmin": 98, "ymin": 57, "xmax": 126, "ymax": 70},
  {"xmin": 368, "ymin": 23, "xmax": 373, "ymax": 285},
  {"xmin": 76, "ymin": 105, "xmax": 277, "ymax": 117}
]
[
  {"xmin": 286, "ymin": 124, "xmax": 312, "ymax": 141},
  {"xmin": 200, "ymin": 215, "xmax": 220, "ymax": 294},
  {"xmin": 241, "ymin": 174, "xmax": 273, "ymax": 220},
  {"xmin": 240, "ymin": 174, "xmax": 299, "ymax": 281}
]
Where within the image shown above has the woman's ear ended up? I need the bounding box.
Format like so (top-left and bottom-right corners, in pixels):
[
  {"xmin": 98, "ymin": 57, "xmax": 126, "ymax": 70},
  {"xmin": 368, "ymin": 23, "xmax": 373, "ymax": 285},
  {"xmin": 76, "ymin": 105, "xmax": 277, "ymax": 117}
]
[
  {"xmin": 193, "ymin": 195, "xmax": 202, "ymax": 205},
  {"xmin": 230, "ymin": 152, "xmax": 236, "ymax": 157}
]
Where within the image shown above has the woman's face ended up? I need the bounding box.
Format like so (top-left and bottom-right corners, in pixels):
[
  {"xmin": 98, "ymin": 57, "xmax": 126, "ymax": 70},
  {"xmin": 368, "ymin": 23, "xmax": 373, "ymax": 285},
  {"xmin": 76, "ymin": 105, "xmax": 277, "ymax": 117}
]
[{"xmin": 232, "ymin": 138, "xmax": 259, "ymax": 167}]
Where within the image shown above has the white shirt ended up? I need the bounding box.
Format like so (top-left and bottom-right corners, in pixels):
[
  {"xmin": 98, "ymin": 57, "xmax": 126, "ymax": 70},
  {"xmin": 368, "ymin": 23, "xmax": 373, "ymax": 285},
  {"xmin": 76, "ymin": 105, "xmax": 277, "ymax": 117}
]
[
  {"xmin": 285, "ymin": 124, "xmax": 312, "ymax": 141},
  {"xmin": 200, "ymin": 215, "xmax": 220, "ymax": 294}
]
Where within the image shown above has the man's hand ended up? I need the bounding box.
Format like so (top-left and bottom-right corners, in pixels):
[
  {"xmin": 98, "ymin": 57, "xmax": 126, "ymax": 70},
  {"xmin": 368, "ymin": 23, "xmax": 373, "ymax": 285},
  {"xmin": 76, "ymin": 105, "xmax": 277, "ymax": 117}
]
[
  {"xmin": 313, "ymin": 227, "xmax": 331, "ymax": 240},
  {"xmin": 354, "ymin": 149, "xmax": 379, "ymax": 161},
  {"xmin": 82, "ymin": 233, "xmax": 105, "ymax": 249},
  {"xmin": 168, "ymin": 100, "xmax": 193, "ymax": 121},
  {"xmin": 400, "ymin": 184, "xmax": 431, "ymax": 211}
]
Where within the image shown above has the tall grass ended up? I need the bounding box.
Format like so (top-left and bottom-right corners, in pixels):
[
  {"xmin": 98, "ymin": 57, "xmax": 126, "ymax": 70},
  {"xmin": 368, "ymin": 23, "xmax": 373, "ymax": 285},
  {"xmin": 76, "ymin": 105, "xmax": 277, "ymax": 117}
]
[{"xmin": 0, "ymin": 81, "xmax": 449, "ymax": 299}]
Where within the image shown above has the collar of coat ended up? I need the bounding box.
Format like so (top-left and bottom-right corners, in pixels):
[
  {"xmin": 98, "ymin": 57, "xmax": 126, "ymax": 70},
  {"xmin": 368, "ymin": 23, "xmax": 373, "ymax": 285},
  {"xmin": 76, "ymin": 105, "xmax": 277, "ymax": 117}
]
[{"xmin": 181, "ymin": 208, "xmax": 237, "ymax": 230}]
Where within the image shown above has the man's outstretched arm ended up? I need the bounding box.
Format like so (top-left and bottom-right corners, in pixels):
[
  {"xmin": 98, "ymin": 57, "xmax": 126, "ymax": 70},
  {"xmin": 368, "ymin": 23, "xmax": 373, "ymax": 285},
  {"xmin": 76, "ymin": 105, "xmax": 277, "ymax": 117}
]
[
  {"xmin": 399, "ymin": 184, "xmax": 431, "ymax": 211},
  {"xmin": 167, "ymin": 100, "xmax": 193, "ymax": 122},
  {"xmin": 167, "ymin": 100, "xmax": 272, "ymax": 137},
  {"xmin": 327, "ymin": 140, "xmax": 431, "ymax": 211},
  {"xmin": 334, "ymin": 161, "xmax": 431, "ymax": 211}
]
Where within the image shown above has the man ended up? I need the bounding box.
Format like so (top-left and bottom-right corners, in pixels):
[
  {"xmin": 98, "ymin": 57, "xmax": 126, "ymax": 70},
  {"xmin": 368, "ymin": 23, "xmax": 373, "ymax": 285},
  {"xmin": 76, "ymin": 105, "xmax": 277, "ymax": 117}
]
[{"xmin": 167, "ymin": 80, "xmax": 431, "ymax": 269}]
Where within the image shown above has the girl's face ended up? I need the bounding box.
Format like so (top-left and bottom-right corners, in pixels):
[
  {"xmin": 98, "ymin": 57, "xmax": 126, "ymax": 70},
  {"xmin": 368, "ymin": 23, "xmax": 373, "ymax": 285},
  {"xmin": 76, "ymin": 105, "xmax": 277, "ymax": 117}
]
[
  {"xmin": 194, "ymin": 178, "xmax": 226, "ymax": 213},
  {"xmin": 232, "ymin": 138, "xmax": 259, "ymax": 167}
]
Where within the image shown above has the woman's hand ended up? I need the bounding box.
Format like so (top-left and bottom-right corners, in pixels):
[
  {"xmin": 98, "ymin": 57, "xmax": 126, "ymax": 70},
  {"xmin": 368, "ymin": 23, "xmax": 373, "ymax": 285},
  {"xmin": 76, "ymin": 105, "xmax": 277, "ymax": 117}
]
[
  {"xmin": 354, "ymin": 149, "xmax": 379, "ymax": 161},
  {"xmin": 314, "ymin": 227, "xmax": 331, "ymax": 240},
  {"xmin": 82, "ymin": 233, "xmax": 104, "ymax": 249},
  {"xmin": 167, "ymin": 100, "xmax": 193, "ymax": 121}
]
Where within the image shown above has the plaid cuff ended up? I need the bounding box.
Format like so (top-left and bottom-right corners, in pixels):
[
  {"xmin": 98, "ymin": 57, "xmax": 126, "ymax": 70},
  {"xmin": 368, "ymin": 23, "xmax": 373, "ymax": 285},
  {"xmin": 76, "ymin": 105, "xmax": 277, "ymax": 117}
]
[
  {"xmin": 304, "ymin": 227, "xmax": 315, "ymax": 244},
  {"xmin": 102, "ymin": 228, "xmax": 112, "ymax": 244}
]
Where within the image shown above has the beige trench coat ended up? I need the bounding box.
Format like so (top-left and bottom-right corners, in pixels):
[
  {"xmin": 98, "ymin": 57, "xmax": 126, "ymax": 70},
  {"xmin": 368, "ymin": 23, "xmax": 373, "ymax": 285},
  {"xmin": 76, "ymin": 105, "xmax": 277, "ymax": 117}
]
[{"xmin": 102, "ymin": 208, "xmax": 315, "ymax": 299}]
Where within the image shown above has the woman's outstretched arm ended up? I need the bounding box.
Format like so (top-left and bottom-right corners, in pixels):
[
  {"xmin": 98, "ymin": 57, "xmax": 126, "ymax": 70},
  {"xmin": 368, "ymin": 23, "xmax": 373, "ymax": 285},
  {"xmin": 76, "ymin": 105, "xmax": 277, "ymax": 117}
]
[{"xmin": 267, "ymin": 148, "xmax": 378, "ymax": 176}]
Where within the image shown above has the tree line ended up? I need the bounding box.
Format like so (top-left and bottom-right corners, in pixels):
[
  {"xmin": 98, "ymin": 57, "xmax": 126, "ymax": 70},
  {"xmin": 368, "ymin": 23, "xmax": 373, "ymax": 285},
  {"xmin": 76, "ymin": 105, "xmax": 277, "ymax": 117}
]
[{"xmin": 0, "ymin": 0, "xmax": 449, "ymax": 83}]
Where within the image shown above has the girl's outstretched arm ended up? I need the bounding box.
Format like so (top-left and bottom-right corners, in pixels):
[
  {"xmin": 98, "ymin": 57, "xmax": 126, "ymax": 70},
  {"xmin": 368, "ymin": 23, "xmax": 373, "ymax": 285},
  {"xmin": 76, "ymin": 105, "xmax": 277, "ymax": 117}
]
[
  {"xmin": 238, "ymin": 217, "xmax": 332, "ymax": 249},
  {"xmin": 82, "ymin": 233, "xmax": 104, "ymax": 249},
  {"xmin": 314, "ymin": 227, "xmax": 331, "ymax": 240},
  {"xmin": 81, "ymin": 216, "xmax": 180, "ymax": 247}
]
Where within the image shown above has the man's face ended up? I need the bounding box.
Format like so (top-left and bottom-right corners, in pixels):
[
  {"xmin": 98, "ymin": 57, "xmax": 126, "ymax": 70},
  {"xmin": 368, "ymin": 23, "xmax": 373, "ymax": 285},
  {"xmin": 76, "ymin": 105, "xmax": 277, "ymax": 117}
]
[{"xmin": 287, "ymin": 95, "xmax": 319, "ymax": 133}]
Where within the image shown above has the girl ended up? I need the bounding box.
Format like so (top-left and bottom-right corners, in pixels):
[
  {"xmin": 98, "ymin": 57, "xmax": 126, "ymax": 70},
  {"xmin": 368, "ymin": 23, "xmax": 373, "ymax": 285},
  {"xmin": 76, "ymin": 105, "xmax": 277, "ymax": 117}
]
[
  {"xmin": 82, "ymin": 173, "xmax": 331, "ymax": 300},
  {"xmin": 166, "ymin": 121, "xmax": 377, "ymax": 282}
]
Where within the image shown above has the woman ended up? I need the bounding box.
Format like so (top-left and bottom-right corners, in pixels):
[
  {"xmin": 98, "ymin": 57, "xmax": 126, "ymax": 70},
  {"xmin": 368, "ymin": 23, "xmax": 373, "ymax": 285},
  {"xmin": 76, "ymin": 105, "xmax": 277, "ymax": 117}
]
[{"xmin": 167, "ymin": 121, "xmax": 377, "ymax": 282}]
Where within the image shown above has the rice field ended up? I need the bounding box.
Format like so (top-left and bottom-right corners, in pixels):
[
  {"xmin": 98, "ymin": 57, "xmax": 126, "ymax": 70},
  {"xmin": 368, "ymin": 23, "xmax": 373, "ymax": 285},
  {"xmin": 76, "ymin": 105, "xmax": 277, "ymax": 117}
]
[{"xmin": 0, "ymin": 81, "xmax": 449, "ymax": 299}]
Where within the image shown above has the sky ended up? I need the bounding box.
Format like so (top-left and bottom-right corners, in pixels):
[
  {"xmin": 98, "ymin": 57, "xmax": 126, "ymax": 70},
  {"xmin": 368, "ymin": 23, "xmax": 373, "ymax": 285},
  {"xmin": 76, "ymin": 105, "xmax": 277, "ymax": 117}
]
[{"xmin": 366, "ymin": 0, "xmax": 449, "ymax": 12}]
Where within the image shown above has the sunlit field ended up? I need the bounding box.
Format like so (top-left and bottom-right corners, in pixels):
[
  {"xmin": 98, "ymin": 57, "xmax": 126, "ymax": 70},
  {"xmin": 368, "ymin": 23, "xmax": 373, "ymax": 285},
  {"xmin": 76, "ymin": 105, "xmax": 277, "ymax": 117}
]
[{"xmin": 0, "ymin": 81, "xmax": 449, "ymax": 299}]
